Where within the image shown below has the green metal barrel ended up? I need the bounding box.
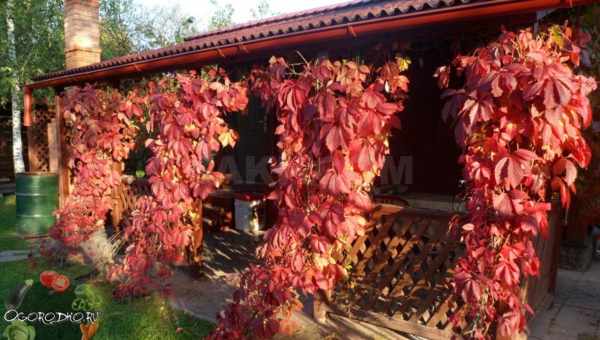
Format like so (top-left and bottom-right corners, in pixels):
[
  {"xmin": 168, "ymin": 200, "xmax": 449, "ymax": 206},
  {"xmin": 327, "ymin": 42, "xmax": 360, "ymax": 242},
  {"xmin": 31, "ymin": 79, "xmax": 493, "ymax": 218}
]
[{"xmin": 16, "ymin": 172, "xmax": 59, "ymax": 236}]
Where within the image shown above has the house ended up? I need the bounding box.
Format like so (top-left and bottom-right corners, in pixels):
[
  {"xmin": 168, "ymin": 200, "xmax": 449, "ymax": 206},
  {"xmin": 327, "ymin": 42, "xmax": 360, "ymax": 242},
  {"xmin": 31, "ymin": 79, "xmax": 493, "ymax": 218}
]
[{"xmin": 22, "ymin": 0, "xmax": 597, "ymax": 338}]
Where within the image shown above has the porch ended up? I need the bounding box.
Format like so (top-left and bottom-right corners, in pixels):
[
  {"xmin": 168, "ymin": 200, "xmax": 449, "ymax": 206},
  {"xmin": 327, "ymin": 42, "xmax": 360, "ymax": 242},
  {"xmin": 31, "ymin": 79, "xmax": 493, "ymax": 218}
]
[
  {"xmin": 164, "ymin": 224, "xmax": 600, "ymax": 340},
  {"xmin": 19, "ymin": 0, "xmax": 597, "ymax": 339}
]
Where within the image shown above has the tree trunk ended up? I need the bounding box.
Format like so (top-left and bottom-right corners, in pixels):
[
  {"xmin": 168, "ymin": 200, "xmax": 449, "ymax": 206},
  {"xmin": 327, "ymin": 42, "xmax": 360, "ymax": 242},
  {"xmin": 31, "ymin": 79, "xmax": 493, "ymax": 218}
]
[{"xmin": 7, "ymin": 0, "xmax": 25, "ymax": 174}]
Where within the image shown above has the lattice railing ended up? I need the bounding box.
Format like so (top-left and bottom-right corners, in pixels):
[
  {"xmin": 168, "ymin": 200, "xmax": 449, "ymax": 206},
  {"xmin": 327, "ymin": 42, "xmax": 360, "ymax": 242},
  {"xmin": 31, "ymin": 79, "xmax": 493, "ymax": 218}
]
[
  {"xmin": 110, "ymin": 177, "xmax": 209, "ymax": 266},
  {"xmin": 315, "ymin": 201, "xmax": 561, "ymax": 339},
  {"xmin": 27, "ymin": 108, "xmax": 54, "ymax": 172},
  {"xmin": 110, "ymin": 177, "xmax": 152, "ymax": 229},
  {"xmin": 111, "ymin": 178, "xmax": 233, "ymax": 232},
  {"xmin": 322, "ymin": 205, "xmax": 463, "ymax": 338}
]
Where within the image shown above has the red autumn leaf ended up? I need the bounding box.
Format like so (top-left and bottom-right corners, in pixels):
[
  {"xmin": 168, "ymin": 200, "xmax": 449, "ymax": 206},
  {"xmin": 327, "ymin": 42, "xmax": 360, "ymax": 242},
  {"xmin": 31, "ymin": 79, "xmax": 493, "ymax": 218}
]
[
  {"xmin": 462, "ymin": 223, "xmax": 475, "ymax": 231},
  {"xmin": 376, "ymin": 102, "xmax": 398, "ymax": 116},
  {"xmin": 493, "ymin": 190, "xmax": 528, "ymax": 216},
  {"xmin": 497, "ymin": 311, "xmax": 523, "ymax": 337},
  {"xmin": 495, "ymin": 259, "xmax": 520, "ymax": 287},
  {"xmin": 551, "ymin": 177, "xmax": 572, "ymax": 208},
  {"xmin": 469, "ymin": 160, "xmax": 492, "ymax": 182},
  {"xmin": 524, "ymin": 62, "xmax": 574, "ymax": 109},
  {"xmin": 494, "ymin": 149, "xmax": 538, "ymax": 188},
  {"xmin": 490, "ymin": 69, "xmax": 518, "ymax": 98},
  {"xmin": 309, "ymin": 236, "xmax": 329, "ymax": 254},
  {"xmin": 552, "ymin": 157, "xmax": 577, "ymax": 186},
  {"xmin": 349, "ymin": 191, "xmax": 372, "ymax": 211},
  {"xmin": 455, "ymin": 271, "xmax": 481, "ymax": 302},
  {"xmin": 461, "ymin": 95, "xmax": 494, "ymax": 126},
  {"xmin": 349, "ymin": 139, "xmax": 375, "ymax": 172},
  {"xmin": 319, "ymin": 169, "xmax": 351, "ymax": 195},
  {"xmin": 323, "ymin": 125, "xmax": 349, "ymax": 152}
]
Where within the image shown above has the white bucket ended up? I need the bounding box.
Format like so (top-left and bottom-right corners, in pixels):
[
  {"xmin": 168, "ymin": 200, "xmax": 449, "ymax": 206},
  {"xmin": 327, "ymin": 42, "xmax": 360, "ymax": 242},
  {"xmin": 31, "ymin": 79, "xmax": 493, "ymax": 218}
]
[{"xmin": 234, "ymin": 199, "xmax": 262, "ymax": 234}]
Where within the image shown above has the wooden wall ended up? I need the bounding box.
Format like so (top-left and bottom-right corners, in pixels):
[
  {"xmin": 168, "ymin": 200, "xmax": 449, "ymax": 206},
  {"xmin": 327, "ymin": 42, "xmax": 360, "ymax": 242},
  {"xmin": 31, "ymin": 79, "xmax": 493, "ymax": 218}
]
[
  {"xmin": 379, "ymin": 46, "xmax": 462, "ymax": 196},
  {"xmin": 0, "ymin": 116, "xmax": 15, "ymax": 180}
]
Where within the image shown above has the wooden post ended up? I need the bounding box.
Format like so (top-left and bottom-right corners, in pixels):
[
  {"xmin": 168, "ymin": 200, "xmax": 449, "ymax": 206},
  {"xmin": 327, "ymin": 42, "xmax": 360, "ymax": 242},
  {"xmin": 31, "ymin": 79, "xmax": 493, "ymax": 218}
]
[
  {"xmin": 190, "ymin": 200, "xmax": 204, "ymax": 265},
  {"xmin": 26, "ymin": 113, "xmax": 39, "ymax": 171},
  {"xmin": 110, "ymin": 162, "xmax": 123, "ymax": 230},
  {"xmin": 52, "ymin": 93, "xmax": 69, "ymax": 207},
  {"xmin": 48, "ymin": 118, "xmax": 59, "ymax": 173},
  {"xmin": 24, "ymin": 87, "xmax": 38, "ymax": 171},
  {"xmin": 313, "ymin": 290, "xmax": 331, "ymax": 324},
  {"xmin": 23, "ymin": 87, "xmax": 32, "ymax": 127}
]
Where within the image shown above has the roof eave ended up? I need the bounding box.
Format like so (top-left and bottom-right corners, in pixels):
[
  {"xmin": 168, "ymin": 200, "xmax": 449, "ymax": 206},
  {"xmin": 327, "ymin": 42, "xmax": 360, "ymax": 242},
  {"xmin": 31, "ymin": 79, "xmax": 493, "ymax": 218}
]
[{"xmin": 25, "ymin": 0, "xmax": 594, "ymax": 91}]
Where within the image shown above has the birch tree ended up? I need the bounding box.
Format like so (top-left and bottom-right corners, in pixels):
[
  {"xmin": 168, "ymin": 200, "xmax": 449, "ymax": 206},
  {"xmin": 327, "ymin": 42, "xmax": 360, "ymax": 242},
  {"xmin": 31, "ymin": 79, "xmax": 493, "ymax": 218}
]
[
  {"xmin": 1, "ymin": 0, "xmax": 63, "ymax": 175},
  {"xmin": 6, "ymin": 0, "xmax": 24, "ymax": 174}
]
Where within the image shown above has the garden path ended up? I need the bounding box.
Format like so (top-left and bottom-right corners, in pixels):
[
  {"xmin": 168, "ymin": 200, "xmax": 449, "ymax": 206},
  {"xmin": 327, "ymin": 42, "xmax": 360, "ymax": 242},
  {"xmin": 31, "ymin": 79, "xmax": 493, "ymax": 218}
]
[
  {"xmin": 0, "ymin": 250, "xmax": 29, "ymax": 262},
  {"xmin": 529, "ymin": 260, "xmax": 600, "ymax": 340}
]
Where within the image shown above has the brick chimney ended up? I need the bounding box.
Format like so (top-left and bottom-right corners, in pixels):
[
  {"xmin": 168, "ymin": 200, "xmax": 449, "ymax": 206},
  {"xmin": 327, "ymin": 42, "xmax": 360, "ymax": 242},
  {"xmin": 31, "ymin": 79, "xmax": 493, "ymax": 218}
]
[{"xmin": 64, "ymin": 0, "xmax": 101, "ymax": 69}]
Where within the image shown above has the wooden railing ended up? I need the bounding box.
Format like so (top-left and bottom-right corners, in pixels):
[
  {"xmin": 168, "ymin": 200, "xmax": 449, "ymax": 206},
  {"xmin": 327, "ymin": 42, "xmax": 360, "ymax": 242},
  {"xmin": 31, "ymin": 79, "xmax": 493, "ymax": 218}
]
[
  {"xmin": 315, "ymin": 205, "xmax": 462, "ymax": 339},
  {"xmin": 27, "ymin": 108, "xmax": 54, "ymax": 172},
  {"xmin": 110, "ymin": 178, "xmax": 234, "ymax": 266},
  {"xmin": 110, "ymin": 178, "xmax": 234, "ymax": 232},
  {"xmin": 315, "ymin": 201, "xmax": 562, "ymax": 339},
  {"xmin": 110, "ymin": 181, "xmax": 561, "ymax": 338}
]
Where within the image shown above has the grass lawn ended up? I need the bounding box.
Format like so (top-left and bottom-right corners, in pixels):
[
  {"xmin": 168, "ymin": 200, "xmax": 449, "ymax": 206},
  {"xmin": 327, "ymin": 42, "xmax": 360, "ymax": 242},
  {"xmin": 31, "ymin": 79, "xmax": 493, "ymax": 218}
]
[
  {"xmin": 0, "ymin": 195, "xmax": 215, "ymax": 339},
  {"xmin": 0, "ymin": 259, "xmax": 214, "ymax": 339},
  {"xmin": 0, "ymin": 195, "xmax": 28, "ymax": 251}
]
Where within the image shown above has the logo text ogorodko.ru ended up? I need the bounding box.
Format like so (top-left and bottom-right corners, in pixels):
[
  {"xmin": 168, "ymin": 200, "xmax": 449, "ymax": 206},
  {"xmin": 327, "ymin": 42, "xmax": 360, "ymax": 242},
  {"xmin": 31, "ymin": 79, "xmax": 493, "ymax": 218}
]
[{"xmin": 3, "ymin": 310, "xmax": 100, "ymax": 325}]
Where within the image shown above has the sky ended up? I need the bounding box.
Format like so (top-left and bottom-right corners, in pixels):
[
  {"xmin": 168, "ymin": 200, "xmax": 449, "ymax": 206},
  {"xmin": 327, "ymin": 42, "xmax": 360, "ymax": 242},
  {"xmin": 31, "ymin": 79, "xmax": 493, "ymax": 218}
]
[{"xmin": 135, "ymin": 0, "xmax": 348, "ymax": 28}]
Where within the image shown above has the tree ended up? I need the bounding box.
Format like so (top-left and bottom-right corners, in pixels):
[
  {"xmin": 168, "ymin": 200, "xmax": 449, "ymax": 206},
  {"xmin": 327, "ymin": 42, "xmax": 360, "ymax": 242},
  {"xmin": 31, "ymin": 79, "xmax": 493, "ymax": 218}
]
[
  {"xmin": 100, "ymin": 0, "xmax": 136, "ymax": 60},
  {"xmin": 1, "ymin": 0, "xmax": 63, "ymax": 174},
  {"xmin": 5, "ymin": 0, "xmax": 24, "ymax": 174},
  {"xmin": 100, "ymin": 0, "xmax": 202, "ymax": 58},
  {"xmin": 250, "ymin": 0, "xmax": 277, "ymax": 20},
  {"xmin": 208, "ymin": 0, "xmax": 234, "ymax": 30},
  {"xmin": 128, "ymin": 4, "xmax": 200, "ymax": 50}
]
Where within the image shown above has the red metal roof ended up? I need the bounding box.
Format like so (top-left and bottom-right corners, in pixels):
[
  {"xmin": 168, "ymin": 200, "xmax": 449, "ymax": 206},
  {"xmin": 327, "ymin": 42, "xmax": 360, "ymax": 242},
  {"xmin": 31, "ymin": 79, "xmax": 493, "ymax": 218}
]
[
  {"xmin": 183, "ymin": 0, "xmax": 472, "ymax": 42},
  {"xmin": 28, "ymin": 0, "xmax": 593, "ymax": 88},
  {"xmin": 33, "ymin": 0, "xmax": 478, "ymax": 82}
]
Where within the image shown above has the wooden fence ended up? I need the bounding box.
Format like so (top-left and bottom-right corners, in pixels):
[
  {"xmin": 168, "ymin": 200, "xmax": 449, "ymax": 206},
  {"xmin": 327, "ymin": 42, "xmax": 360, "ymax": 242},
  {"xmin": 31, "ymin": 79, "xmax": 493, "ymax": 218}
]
[
  {"xmin": 315, "ymin": 205, "xmax": 462, "ymax": 339},
  {"xmin": 0, "ymin": 107, "xmax": 55, "ymax": 181},
  {"xmin": 110, "ymin": 178, "xmax": 209, "ymax": 266},
  {"xmin": 110, "ymin": 178, "xmax": 233, "ymax": 233},
  {"xmin": 27, "ymin": 108, "xmax": 54, "ymax": 172},
  {"xmin": 314, "ymin": 201, "xmax": 562, "ymax": 339}
]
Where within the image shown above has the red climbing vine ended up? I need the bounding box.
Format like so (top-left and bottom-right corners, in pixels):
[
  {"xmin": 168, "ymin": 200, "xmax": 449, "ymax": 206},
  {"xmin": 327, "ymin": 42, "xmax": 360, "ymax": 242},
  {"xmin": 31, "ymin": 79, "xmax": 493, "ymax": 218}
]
[
  {"xmin": 109, "ymin": 69, "xmax": 248, "ymax": 297},
  {"xmin": 210, "ymin": 56, "xmax": 409, "ymax": 339},
  {"xmin": 50, "ymin": 85, "xmax": 140, "ymax": 249},
  {"xmin": 50, "ymin": 24, "xmax": 597, "ymax": 340},
  {"xmin": 436, "ymin": 26, "xmax": 597, "ymax": 338}
]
